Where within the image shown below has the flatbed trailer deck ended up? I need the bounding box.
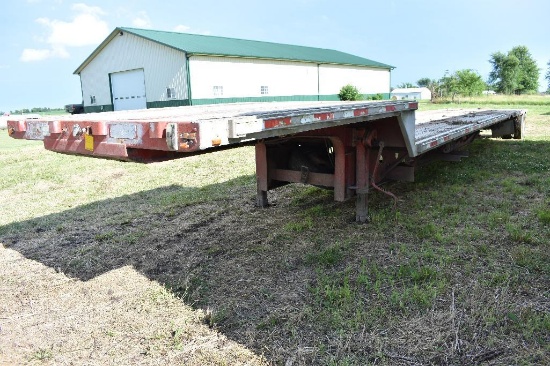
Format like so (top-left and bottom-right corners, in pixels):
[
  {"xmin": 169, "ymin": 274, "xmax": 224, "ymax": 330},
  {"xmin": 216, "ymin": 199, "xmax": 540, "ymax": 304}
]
[{"xmin": 7, "ymin": 101, "xmax": 526, "ymax": 221}]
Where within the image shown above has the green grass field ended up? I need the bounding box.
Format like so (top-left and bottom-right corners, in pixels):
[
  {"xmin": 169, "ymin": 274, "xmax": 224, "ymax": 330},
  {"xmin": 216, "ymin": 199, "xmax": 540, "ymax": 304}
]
[{"xmin": 0, "ymin": 97, "xmax": 548, "ymax": 365}]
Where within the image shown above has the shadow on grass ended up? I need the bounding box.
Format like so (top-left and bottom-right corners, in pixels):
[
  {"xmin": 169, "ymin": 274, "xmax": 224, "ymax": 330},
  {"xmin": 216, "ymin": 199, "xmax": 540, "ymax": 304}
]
[
  {"xmin": 0, "ymin": 175, "xmax": 344, "ymax": 363},
  {"xmin": 0, "ymin": 176, "xmax": 273, "ymax": 279}
]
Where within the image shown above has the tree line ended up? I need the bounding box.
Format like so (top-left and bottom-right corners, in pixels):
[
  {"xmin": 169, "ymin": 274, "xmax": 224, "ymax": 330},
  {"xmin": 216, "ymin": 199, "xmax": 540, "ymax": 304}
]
[
  {"xmin": 1, "ymin": 107, "xmax": 63, "ymax": 116},
  {"xmin": 396, "ymin": 46, "xmax": 550, "ymax": 101}
]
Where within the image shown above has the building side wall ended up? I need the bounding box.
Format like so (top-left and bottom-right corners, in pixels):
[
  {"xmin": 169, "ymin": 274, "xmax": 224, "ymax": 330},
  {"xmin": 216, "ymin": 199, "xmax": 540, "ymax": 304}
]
[
  {"xmin": 420, "ymin": 90, "xmax": 432, "ymax": 100},
  {"xmin": 391, "ymin": 92, "xmax": 422, "ymax": 100},
  {"xmin": 390, "ymin": 91, "xmax": 432, "ymax": 100},
  {"xmin": 189, "ymin": 56, "xmax": 319, "ymax": 102},
  {"xmin": 79, "ymin": 32, "xmax": 188, "ymax": 112},
  {"xmin": 319, "ymin": 64, "xmax": 390, "ymax": 96}
]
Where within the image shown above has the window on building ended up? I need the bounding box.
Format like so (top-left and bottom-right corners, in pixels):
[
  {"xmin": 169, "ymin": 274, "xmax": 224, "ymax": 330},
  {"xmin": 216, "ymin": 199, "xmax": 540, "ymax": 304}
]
[
  {"xmin": 260, "ymin": 85, "xmax": 269, "ymax": 95},
  {"xmin": 90, "ymin": 95, "xmax": 96, "ymax": 105},
  {"xmin": 213, "ymin": 86, "xmax": 223, "ymax": 97},
  {"xmin": 166, "ymin": 87, "xmax": 176, "ymax": 99}
]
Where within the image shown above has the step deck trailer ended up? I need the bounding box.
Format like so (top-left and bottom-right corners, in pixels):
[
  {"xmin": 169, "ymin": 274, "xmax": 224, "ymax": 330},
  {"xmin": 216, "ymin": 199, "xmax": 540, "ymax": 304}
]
[{"xmin": 7, "ymin": 101, "xmax": 526, "ymax": 222}]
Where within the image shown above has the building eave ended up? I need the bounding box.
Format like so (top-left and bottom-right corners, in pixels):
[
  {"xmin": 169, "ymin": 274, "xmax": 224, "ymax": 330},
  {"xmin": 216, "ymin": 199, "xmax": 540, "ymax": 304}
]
[{"xmin": 187, "ymin": 53, "xmax": 393, "ymax": 69}]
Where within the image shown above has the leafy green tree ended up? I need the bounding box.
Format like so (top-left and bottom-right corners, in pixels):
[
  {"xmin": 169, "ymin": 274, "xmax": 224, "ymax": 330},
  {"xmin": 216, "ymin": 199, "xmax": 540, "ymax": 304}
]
[
  {"xmin": 489, "ymin": 51, "xmax": 519, "ymax": 94},
  {"xmin": 338, "ymin": 84, "xmax": 362, "ymax": 101},
  {"xmin": 510, "ymin": 46, "xmax": 540, "ymax": 93},
  {"xmin": 489, "ymin": 46, "xmax": 539, "ymax": 94},
  {"xmin": 455, "ymin": 69, "xmax": 486, "ymax": 97},
  {"xmin": 416, "ymin": 78, "xmax": 431, "ymax": 88},
  {"xmin": 546, "ymin": 60, "xmax": 550, "ymax": 92},
  {"xmin": 440, "ymin": 71, "xmax": 459, "ymax": 101},
  {"xmin": 439, "ymin": 69, "xmax": 486, "ymax": 101}
]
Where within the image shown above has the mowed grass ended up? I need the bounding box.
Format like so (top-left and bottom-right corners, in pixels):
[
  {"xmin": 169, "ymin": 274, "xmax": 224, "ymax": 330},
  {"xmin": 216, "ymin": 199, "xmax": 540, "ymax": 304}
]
[{"xmin": 0, "ymin": 96, "xmax": 549, "ymax": 365}]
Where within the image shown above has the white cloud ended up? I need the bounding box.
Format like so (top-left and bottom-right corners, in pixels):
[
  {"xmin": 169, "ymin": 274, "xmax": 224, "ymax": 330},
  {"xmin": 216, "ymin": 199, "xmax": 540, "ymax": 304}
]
[
  {"xmin": 21, "ymin": 3, "xmax": 110, "ymax": 62},
  {"xmin": 173, "ymin": 25, "xmax": 210, "ymax": 35},
  {"xmin": 132, "ymin": 11, "xmax": 152, "ymax": 29},
  {"xmin": 20, "ymin": 48, "xmax": 50, "ymax": 62},
  {"xmin": 20, "ymin": 47, "xmax": 69, "ymax": 62},
  {"xmin": 72, "ymin": 3, "xmax": 105, "ymax": 15},
  {"xmin": 38, "ymin": 4, "xmax": 109, "ymax": 47},
  {"xmin": 173, "ymin": 25, "xmax": 190, "ymax": 33}
]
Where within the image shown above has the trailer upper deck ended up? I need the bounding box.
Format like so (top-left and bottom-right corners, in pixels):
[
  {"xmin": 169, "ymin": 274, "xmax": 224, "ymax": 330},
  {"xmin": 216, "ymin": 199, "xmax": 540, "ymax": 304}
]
[
  {"xmin": 7, "ymin": 101, "xmax": 524, "ymax": 162},
  {"xmin": 414, "ymin": 109, "xmax": 525, "ymax": 155}
]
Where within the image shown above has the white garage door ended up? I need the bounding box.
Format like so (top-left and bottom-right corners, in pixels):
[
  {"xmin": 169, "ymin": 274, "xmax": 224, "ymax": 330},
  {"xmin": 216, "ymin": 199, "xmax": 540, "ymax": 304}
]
[{"xmin": 111, "ymin": 69, "xmax": 147, "ymax": 111}]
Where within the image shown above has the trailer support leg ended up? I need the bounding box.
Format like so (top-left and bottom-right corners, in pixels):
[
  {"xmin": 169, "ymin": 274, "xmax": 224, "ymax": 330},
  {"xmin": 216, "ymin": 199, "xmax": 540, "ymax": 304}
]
[
  {"xmin": 255, "ymin": 141, "xmax": 269, "ymax": 207},
  {"xmin": 328, "ymin": 137, "xmax": 346, "ymax": 202},
  {"xmin": 355, "ymin": 140, "xmax": 369, "ymax": 222}
]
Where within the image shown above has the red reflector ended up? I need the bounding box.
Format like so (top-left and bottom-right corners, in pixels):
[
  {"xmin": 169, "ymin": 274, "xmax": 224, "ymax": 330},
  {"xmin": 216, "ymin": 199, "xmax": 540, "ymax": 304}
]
[
  {"xmin": 353, "ymin": 108, "xmax": 368, "ymax": 117},
  {"xmin": 408, "ymin": 102, "xmax": 418, "ymax": 109},
  {"xmin": 430, "ymin": 141, "xmax": 438, "ymax": 147},
  {"xmin": 314, "ymin": 112, "xmax": 334, "ymax": 121},
  {"xmin": 264, "ymin": 117, "xmax": 291, "ymax": 129},
  {"xmin": 385, "ymin": 105, "xmax": 396, "ymax": 112}
]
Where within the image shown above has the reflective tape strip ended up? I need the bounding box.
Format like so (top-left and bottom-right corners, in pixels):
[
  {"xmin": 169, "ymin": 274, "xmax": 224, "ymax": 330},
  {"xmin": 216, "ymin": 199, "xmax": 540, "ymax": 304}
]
[
  {"xmin": 264, "ymin": 117, "xmax": 291, "ymax": 129},
  {"xmin": 313, "ymin": 112, "xmax": 335, "ymax": 121},
  {"xmin": 353, "ymin": 108, "xmax": 368, "ymax": 117}
]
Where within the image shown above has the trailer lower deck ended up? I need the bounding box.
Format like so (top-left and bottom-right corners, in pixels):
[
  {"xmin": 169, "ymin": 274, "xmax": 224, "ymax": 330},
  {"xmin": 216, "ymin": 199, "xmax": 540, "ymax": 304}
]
[{"xmin": 7, "ymin": 101, "xmax": 526, "ymax": 222}]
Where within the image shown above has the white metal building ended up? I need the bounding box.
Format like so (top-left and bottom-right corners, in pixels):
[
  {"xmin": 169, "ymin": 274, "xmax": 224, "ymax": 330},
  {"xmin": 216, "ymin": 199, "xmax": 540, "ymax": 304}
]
[
  {"xmin": 390, "ymin": 87, "xmax": 432, "ymax": 101},
  {"xmin": 74, "ymin": 27, "xmax": 394, "ymax": 113}
]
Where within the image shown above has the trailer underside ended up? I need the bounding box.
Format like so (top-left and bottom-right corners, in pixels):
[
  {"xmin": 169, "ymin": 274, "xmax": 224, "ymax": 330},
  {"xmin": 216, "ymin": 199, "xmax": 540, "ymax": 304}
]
[
  {"xmin": 7, "ymin": 101, "xmax": 526, "ymax": 222},
  {"xmin": 254, "ymin": 109, "xmax": 525, "ymax": 221}
]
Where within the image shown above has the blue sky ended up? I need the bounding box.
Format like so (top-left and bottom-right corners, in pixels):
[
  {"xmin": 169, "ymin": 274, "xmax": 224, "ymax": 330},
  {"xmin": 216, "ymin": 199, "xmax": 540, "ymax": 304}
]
[{"xmin": 1, "ymin": 0, "xmax": 549, "ymax": 113}]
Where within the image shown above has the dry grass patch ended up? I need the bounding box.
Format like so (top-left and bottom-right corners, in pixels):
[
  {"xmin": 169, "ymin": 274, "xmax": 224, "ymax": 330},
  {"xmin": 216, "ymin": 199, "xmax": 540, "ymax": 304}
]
[{"xmin": 0, "ymin": 246, "xmax": 266, "ymax": 365}]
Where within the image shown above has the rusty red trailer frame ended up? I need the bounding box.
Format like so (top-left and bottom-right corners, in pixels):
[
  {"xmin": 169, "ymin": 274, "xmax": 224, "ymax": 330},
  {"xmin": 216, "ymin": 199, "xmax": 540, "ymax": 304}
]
[{"xmin": 7, "ymin": 101, "xmax": 526, "ymax": 222}]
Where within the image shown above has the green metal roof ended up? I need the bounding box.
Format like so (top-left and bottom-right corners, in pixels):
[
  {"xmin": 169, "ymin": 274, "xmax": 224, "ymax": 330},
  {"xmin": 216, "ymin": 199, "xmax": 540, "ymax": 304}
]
[{"xmin": 75, "ymin": 27, "xmax": 393, "ymax": 74}]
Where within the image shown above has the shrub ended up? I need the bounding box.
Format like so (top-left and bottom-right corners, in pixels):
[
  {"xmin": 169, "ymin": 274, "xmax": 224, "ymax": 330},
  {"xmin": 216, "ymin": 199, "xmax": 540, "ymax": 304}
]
[
  {"xmin": 338, "ymin": 84, "xmax": 362, "ymax": 101},
  {"xmin": 369, "ymin": 93, "xmax": 384, "ymax": 100}
]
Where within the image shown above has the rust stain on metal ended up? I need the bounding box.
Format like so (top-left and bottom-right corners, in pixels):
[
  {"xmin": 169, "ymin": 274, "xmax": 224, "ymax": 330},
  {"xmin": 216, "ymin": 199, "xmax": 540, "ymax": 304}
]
[{"xmin": 212, "ymin": 137, "xmax": 222, "ymax": 146}]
